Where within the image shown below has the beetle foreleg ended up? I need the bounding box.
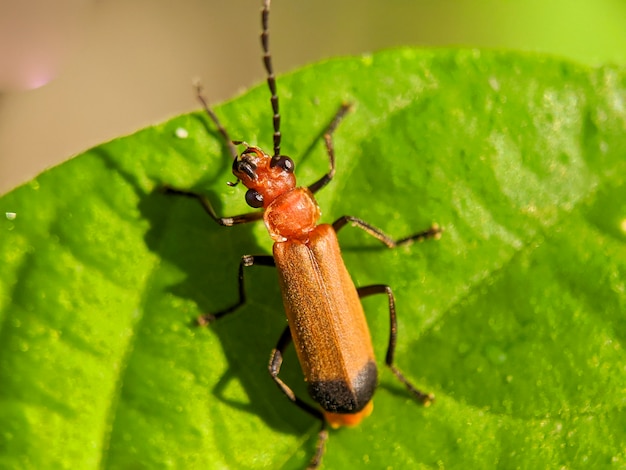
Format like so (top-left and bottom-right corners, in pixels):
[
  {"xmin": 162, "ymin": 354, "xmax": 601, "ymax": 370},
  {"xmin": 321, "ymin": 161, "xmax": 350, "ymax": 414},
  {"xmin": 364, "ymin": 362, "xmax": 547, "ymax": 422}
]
[
  {"xmin": 307, "ymin": 102, "xmax": 352, "ymax": 195},
  {"xmin": 357, "ymin": 284, "xmax": 434, "ymax": 406},
  {"xmin": 162, "ymin": 186, "xmax": 265, "ymax": 226}
]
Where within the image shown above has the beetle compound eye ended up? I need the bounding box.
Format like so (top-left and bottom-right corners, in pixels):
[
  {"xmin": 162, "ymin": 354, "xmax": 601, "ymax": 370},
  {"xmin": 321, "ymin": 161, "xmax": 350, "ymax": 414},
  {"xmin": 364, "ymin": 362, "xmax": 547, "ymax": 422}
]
[
  {"xmin": 270, "ymin": 155, "xmax": 294, "ymax": 173},
  {"xmin": 245, "ymin": 189, "xmax": 264, "ymax": 208}
]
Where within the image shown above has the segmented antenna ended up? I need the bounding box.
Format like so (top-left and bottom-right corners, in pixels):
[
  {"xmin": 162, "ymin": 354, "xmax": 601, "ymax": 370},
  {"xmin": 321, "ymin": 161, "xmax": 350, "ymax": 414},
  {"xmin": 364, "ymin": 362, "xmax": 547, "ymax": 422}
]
[
  {"xmin": 261, "ymin": 0, "xmax": 281, "ymax": 157},
  {"xmin": 195, "ymin": 82, "xmax": 238, "ymax": 161}
]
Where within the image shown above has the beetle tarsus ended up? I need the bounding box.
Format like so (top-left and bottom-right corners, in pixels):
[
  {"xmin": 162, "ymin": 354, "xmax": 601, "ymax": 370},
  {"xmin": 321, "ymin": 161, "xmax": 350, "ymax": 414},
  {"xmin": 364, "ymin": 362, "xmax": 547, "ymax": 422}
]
[
  {"xmin": 396, "ymin": 223, "xmax": 443, "ymax": 246},
  {"xmin": 196, "ymin": 313, "xmax": 216, "ymax": 327},
  {"xmin": 307, "ymin": 424, "xmax": 328, "ymax": 470},
  {"xmin": 389, "ymin": 364, "xmax": 435, "ymax": 406}
]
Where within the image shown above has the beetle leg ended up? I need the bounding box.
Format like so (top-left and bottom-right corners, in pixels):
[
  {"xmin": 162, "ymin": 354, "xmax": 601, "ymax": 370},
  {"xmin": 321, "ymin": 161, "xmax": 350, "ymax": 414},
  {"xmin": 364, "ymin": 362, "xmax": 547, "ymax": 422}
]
[
  {"xmin": 162, "ymin": 186, "xmax": 265, "ymax": 226},
  {"xmin": 196, "ymin": 255, "xmax": 275, "ymax": 326},
  {"xmin": 357, "ymin": 284, "xmax": 434, "ymax": 406},
  {"xmin": 307, "ymin": 102, "xmax": 352, "ymax": 194},
  {"xmin": 333, "ymin": 216, "xmax": 442, "ymax": 248},
  {"xmin": 269, "ymin": 326, "xmax": 328, "ymax": 469}
]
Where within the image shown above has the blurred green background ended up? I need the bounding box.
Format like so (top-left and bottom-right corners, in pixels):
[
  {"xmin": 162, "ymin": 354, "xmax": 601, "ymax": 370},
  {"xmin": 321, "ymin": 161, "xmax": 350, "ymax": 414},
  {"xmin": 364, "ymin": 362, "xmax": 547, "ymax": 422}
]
[{"xmin": 0, "ymin": 0, "xmax": 624, "ymax": 194}]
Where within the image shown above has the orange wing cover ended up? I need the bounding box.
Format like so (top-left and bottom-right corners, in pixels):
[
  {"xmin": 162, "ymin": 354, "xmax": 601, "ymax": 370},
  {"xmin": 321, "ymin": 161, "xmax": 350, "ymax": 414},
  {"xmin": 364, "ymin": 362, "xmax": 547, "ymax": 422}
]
[{"xmin": 273, "ymin": 223, "xmax": 377, "ymax": 419}]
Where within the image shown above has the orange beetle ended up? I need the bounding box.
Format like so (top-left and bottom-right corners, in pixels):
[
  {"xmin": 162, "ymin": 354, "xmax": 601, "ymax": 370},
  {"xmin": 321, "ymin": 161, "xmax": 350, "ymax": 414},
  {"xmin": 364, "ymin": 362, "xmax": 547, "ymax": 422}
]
[{"xmin": 166, "ymin": 0, "xmax": 441, "ymax": 467}]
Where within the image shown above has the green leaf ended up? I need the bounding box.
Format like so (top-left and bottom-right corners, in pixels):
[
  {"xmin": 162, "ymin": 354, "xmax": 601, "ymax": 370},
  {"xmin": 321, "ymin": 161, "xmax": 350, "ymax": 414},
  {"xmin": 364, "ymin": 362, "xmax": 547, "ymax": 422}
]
[{"xmin": 1, "ymin": 48, "xmax": 625, "ymax": 469}]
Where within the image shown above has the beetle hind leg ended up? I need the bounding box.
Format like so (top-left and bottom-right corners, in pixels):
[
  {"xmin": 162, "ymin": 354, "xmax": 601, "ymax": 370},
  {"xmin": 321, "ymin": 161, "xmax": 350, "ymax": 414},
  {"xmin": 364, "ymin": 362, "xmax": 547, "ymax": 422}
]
[
  {"xmin": 357, "ymin": 284, "xmax": 435, "ymax": 406},
  {"xmin": 269, "ymin": 326, "xmax": 328, "ymax": 469}
]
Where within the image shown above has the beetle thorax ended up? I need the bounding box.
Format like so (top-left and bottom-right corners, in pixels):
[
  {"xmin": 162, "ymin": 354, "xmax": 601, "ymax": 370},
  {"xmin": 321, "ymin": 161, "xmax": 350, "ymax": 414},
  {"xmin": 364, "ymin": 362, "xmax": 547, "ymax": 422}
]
[{"xmin": 264, "ymin": 188, "xmax": 321, "ymax": 242}]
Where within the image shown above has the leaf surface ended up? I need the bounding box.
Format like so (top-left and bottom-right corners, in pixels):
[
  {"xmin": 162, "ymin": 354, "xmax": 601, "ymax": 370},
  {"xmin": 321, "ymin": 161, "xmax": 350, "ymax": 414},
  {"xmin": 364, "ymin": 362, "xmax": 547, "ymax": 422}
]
[{"xmin": 1, "ymin": 49, "xmax": 625, "ymax": 469}]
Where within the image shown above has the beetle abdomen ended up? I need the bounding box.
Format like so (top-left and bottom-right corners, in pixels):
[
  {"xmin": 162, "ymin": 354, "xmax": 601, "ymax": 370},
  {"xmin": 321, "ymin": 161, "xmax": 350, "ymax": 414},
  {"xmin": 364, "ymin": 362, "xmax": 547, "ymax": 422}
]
[{"xmin": 308, "ymin": 360, "xmax": 377, "ymax": 413}]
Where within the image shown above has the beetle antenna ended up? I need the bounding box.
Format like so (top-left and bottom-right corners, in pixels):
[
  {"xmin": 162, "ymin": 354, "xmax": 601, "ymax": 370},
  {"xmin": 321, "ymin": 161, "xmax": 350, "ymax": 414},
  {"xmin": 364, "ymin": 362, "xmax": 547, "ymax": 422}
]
[
  {"xmin": 261, "ymin": 0, "xmax": 281, "ymax": 157},
  {"xmin": 194, "ymin": 81, "xmax": 239, "ymax": 161}
]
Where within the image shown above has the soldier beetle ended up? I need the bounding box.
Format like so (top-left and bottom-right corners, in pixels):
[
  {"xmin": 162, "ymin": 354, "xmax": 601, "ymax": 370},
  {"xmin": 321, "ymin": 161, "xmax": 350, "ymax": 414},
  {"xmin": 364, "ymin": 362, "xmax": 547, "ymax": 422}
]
[{"xmin": 166, "ymin": 0, "xmax": 442, "ymax": 467}]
